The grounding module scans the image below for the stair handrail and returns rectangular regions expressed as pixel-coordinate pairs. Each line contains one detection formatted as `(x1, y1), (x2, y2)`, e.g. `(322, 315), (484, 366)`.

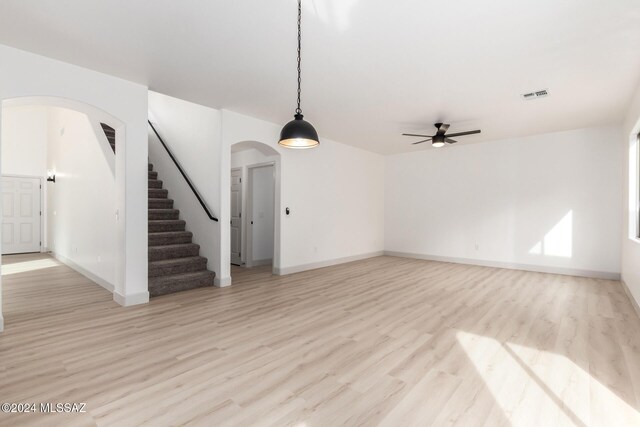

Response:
(148, 120), (219, 222)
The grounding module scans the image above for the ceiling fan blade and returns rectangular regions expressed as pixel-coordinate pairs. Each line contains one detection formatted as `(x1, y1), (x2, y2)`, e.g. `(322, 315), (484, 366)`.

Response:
(411, 138), (432, 145)
(445, 138), (457, 144)
(435, 123), (450, 135)
(402, 133), (431, 138)
(445, 130), (481, 138)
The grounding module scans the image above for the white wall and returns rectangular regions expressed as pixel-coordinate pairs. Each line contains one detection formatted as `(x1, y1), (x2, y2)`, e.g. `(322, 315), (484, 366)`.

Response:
(1, 106), (48, 177)
(621, 80), (640, 310)
(385, 126), (623, 278)
(220, 110), (386, 279)
(148, 91), (221, 274)
(0, 44), (149, 331)
(47, 107), (117, 290)
(148, 96), (385, 285)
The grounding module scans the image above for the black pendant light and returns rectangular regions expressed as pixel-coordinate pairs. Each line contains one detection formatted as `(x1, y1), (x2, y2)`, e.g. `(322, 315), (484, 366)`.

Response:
(279, 0), (319, 149)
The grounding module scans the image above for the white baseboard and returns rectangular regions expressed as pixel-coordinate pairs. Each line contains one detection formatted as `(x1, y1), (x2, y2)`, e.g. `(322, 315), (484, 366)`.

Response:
(52, 252), (115, 292)
(621, 280), (640, 320)
(384, 251), (621, 281)
(113, 291), (149, 306)
(215, 276), (232, 288)
(274, 251), (384, 276)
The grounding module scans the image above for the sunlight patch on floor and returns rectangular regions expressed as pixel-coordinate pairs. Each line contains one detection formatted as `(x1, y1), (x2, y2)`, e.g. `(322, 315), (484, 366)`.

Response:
(456, 330), (640, 427)
(1, 258), (60, 276)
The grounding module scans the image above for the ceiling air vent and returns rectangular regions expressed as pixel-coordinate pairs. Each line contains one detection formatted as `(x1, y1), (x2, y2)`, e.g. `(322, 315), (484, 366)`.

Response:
(522, 89), (549, 100)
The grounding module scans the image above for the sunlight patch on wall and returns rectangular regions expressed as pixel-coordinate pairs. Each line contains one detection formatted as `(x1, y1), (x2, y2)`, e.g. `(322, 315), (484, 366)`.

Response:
(528, 210), (573, 258)
(456, 331), (640, 426)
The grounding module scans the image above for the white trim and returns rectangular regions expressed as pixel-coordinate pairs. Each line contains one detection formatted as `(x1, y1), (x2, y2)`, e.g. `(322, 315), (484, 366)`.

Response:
(384, 251), (621, 280)
(0, 315), (4, 332)
(621, 280), (640, 320)
(113, 290), (149, 306)
(52, 252), (115, 292)
(215, 275), (232, 288)
(274, 251), (384, 275)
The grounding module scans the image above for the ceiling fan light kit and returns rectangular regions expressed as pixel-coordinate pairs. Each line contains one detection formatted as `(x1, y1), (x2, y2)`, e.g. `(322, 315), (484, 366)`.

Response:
(279, 0), (319, 149)
(402, 123), (481, 148)
(431, 135), (445, 148)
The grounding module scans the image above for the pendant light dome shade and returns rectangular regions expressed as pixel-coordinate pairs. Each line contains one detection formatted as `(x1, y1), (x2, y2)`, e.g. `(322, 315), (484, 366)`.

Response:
(279, 113), (319, 149)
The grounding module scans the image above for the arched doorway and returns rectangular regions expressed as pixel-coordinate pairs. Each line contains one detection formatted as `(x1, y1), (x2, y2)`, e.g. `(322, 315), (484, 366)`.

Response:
(229, 141), (281, 277)
(1, 96), (125, 324)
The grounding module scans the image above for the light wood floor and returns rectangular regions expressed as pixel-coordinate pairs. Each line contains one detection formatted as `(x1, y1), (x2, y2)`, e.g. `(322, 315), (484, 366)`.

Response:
(1, 253), (640, 426)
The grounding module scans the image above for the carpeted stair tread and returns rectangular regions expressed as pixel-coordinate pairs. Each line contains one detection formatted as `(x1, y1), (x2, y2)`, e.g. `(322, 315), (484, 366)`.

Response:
(149, 270), (216, 297)
(148, 243), (200, 261)
(149, 198), (174, 209)
(148, 179), (163, 189)
(149, 188), (168, 198)
(147, 162), (216, 297)
(101, 123), (116, 153)
(149, 256), (208, 277)
(149, 209), (180, 220)
(149, 219), (186, 232)
(148, 231), (193, 246)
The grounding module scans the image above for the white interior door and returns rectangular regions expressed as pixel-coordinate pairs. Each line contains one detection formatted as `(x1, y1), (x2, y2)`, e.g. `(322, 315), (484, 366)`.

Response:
(230, 168), (242, 265)
(249, 165), (274, 266)
(1, 176), (42, 255)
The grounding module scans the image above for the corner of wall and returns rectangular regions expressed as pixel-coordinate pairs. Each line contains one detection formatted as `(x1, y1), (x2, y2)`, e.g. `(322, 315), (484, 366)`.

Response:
(113, 290), (149, 307)
(214, 276), (232, 288)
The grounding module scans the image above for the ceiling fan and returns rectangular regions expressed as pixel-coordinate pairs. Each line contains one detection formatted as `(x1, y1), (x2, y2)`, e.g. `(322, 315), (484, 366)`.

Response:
(403, 123), (481, 148)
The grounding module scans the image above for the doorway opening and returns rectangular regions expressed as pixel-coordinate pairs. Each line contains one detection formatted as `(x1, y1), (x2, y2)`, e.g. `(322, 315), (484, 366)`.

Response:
(229, 141), (280, 276)
(1, 97), (122, 327)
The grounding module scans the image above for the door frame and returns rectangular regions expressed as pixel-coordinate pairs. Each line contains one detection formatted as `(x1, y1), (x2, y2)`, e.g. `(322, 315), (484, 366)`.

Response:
(230, 167), (243, 266)
(1, 174), (44, 255)
(245, 161), (276, 268)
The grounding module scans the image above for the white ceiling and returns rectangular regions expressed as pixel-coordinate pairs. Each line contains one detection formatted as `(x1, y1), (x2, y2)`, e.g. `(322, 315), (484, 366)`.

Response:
(1, 0), (639, 154)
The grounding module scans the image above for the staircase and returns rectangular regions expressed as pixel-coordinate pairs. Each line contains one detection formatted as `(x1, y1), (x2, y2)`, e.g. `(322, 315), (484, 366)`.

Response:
(101, 123), (116, 153)
(148, 163), (216, 297)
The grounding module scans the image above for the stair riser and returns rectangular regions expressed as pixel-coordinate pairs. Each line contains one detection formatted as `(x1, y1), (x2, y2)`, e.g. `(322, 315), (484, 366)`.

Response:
(148, 233), (192, 246)
(149, 189), (168, 199)
(149, 259), (207, 277)
(149, 221), (186, 232)
(149, 210), (179, 220)
(148, 164), (153, 171)
(149, 272), (215, 297)
(149, 199), (174, 209)
(148, 180), (163, 189)
(149, 245), (200, 261)
(148, 171), (158, 179)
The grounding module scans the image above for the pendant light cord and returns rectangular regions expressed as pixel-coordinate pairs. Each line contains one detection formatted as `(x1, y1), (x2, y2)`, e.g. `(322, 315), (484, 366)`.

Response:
(296, 0), (302, 115)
